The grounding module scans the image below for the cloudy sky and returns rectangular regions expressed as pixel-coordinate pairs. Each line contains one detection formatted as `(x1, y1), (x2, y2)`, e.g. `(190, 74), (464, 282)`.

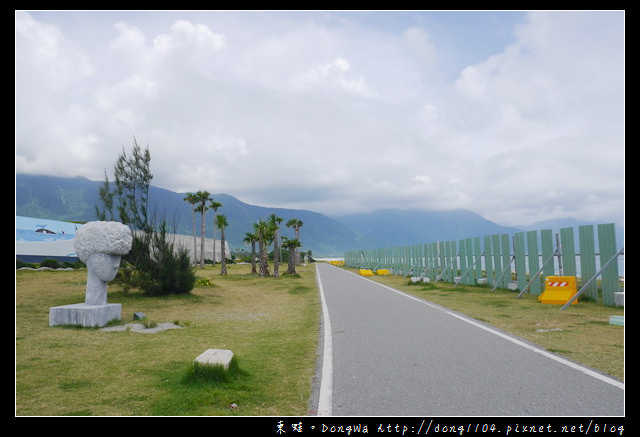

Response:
(15, 10), (624, 227)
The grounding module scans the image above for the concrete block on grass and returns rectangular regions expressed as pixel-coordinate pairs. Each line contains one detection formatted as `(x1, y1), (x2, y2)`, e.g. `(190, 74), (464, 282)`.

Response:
(49, 303), (121, 328)
(614, 292), (624, 307)
(194, 349), (234, 370)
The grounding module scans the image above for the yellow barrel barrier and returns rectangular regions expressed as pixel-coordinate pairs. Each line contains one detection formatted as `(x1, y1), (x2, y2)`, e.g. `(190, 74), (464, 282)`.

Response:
(538, 276), (578, 305)
(359, 269), (374, 276)
(376, 269), (390, 276)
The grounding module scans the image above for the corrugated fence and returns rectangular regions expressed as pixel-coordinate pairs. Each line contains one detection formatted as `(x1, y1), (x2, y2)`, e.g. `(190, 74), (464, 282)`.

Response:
(344, 223), (623, 306)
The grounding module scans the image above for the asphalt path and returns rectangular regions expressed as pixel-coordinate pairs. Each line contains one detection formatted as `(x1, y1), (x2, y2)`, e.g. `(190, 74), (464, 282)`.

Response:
(312, 263), (624, 416)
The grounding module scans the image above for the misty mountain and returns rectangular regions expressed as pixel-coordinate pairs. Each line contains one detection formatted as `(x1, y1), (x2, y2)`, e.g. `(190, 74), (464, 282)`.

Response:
(335, 209), (523, 248)
(16, 174), (621, 256)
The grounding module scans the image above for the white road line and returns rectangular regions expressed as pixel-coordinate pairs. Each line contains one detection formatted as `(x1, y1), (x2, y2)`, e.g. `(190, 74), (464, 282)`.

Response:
(315, 266), (333, 416)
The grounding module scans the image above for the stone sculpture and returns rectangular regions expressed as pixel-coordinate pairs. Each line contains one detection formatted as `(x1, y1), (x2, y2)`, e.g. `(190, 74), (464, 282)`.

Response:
(49, 221), (132, 327)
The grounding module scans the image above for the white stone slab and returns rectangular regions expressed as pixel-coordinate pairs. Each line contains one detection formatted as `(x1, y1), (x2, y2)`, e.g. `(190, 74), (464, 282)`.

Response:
(194, 349), (234, 370)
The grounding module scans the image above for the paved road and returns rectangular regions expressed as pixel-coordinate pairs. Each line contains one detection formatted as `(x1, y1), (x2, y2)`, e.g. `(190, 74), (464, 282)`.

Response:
(312, 263), (624, 416)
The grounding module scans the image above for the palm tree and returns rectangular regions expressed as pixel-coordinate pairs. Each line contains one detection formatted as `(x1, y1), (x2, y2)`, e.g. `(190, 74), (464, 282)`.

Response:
(255, 220), (271, 277)
(194, 190), (211, 268)
(286, 218), (304, 265)
(209, 199), (222, 264)
(282, 237), (302, 275)
(268, 213), (283, 278)
(243, 231), (258, 274)
(183, 192), (198, 266)
(215, 214), (229, 275)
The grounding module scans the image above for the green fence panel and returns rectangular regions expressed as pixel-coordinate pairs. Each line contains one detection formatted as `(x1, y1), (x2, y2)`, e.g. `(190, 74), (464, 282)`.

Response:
(491, 234), (501, 288)
(449, 240), (457, 282)
(410, 245), (415, 274)
(423, 244), (430, 279)
(598, 223), (620, 306)
(465, 238), (475, 284)
(343, 222), (622, 309)
(500, 233), (511, 288)
(437, 242), (444, 279)
(578, 225), (598, 301)
(540, 229), (555, 278)
(484, 236), (493, 286)
(416, 244), (424, 277)
(514, 232), (527, 291)
(474, 237), (482, 283)
(458, 240), (467, 284)
(527, 230), (541, 295)
(560, 227), (577, 277)
(429, 242), (438, 280)
(410, 244), (417, 275)
(445, 241), (452, 280)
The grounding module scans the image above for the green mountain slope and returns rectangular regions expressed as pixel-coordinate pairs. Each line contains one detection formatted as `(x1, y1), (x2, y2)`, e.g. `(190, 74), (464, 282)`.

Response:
(15, 174), (372, 257)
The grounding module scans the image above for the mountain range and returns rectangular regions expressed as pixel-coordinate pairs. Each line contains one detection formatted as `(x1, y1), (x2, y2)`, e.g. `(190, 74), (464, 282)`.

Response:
(15, 174), (622, 257)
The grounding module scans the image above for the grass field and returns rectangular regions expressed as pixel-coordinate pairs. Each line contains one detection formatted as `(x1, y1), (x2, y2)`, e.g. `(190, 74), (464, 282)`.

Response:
(15, 262), (623, 416)
(15, 263), (320, 416)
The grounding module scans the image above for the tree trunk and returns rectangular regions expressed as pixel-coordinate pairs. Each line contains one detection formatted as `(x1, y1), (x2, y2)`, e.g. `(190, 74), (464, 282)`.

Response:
(200, 211), (205, 268)
(212, 213), (217, 265)
(250, 241), (257, 274)
(220, 228), (227, 275)
(273, 230), (280, 278)
(288, 247), (296, 274)
(191, 207), (197, 266)
(259, 234), (268, 277)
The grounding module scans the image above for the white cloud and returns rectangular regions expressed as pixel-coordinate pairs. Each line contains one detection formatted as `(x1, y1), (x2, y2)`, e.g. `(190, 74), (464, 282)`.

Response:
(15, 11), (624, 228)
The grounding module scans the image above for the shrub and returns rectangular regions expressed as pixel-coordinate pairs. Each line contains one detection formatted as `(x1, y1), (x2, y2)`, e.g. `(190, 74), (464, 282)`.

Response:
(132, 223), (196, 296)
(195, 277), (215, 287)
(40, 259), (61, 269)
(16, 260), (38, 269)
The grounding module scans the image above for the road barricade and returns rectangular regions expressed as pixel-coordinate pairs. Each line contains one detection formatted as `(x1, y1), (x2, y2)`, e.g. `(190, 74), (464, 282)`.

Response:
(538, 276), (578, 305)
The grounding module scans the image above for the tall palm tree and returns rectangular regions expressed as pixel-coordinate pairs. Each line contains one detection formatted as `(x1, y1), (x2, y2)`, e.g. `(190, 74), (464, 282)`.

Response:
(215, 214), (229, 275)
(243, 231), (258, 274)
(286, 218), (304, 265)
(282, 237), (302, 275)
(183, 192), (198, 266)
(255, 220), (271, 277)
(194, 190), (211, 268)
(268, 213), (283, 278)
(209, 199), (222, 264)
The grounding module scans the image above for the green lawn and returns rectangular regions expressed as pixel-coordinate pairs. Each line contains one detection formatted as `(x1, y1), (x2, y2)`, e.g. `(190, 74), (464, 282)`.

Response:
(15, 263), (320, 416)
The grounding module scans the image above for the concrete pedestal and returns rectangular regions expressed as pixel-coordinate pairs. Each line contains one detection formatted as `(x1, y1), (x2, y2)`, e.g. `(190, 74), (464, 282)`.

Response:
(49, 303), (121, 327)
(614, 292), (624, 307)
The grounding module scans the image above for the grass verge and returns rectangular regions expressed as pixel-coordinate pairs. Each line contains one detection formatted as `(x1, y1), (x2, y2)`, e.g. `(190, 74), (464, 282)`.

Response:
(15, 263), (320, 416)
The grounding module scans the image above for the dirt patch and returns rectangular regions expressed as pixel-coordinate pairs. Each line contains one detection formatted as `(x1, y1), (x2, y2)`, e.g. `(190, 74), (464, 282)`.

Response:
(100, 322), (183, 334)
